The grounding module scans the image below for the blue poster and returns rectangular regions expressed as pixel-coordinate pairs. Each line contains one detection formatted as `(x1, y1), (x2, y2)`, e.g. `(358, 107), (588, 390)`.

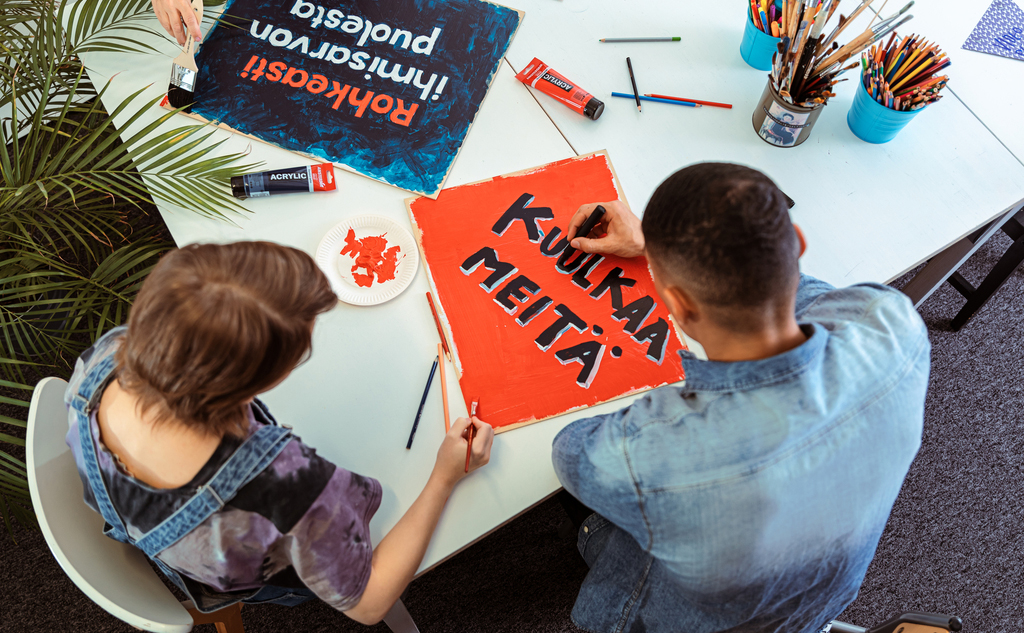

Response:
(190, 0), (523, 196)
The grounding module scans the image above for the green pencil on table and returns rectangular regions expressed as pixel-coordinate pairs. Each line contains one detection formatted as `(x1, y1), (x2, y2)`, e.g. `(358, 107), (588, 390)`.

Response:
(600, 36), (681, 42)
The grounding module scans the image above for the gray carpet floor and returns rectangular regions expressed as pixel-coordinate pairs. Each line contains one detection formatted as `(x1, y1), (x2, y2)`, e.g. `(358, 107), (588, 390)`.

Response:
(2, 231), (1021, 633)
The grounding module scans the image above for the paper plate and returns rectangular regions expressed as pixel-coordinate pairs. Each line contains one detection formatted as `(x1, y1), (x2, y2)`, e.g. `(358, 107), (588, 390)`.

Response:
(316, 215), (419, 306)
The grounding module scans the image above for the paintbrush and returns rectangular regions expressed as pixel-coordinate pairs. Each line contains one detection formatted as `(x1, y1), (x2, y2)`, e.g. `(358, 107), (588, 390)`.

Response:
(465, 400), (478, 473)
(167, 0), (205, 111)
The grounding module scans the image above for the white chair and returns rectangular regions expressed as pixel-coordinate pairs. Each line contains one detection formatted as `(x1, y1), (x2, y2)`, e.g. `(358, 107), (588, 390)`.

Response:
(27, 376), (419, 633)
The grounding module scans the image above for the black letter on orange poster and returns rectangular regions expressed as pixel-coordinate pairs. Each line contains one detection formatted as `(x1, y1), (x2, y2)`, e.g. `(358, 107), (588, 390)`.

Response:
(492, 193), (554, 243)
(571, 254), (605, 289)
(494, 275), (541, 315)
(460, 247), (517, 292)
(516, 296), (553, 326)
(555, 341), (606, 388)
(631, 317), (669, 364)
(611, 296), (655, 334)
(535, 304), (586, 351)
(539, 226), (568, 257)
(589, 267), (636, 309)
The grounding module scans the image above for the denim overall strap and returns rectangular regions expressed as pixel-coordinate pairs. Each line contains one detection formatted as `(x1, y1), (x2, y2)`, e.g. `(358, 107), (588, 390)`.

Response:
(134, 424), (292, 558)
(70, 353), (131, 544)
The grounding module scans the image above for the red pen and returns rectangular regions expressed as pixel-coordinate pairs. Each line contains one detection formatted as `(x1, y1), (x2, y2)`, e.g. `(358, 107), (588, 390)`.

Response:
(465, 400), (478, 473)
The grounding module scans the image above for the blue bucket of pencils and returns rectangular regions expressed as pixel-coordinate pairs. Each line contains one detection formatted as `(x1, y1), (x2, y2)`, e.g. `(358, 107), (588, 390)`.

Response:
(740, 6), (781, 71)
(847, 76), (924, 144)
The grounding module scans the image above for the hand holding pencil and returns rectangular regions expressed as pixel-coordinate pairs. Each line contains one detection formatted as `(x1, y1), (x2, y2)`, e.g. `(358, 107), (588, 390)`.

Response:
(434, 416), (493, 486)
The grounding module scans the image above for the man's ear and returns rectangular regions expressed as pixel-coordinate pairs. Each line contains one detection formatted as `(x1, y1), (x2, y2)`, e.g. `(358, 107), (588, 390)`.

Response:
(662, 284), (700, 328)
(793, 223), (807, 258)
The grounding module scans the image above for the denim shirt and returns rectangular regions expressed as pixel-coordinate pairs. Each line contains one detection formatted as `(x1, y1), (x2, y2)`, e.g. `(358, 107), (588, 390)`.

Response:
(552, 275), (929, 633)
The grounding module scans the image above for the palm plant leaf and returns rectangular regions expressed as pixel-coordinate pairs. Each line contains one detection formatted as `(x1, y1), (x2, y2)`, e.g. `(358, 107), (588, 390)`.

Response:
(1, 0), (260, 538)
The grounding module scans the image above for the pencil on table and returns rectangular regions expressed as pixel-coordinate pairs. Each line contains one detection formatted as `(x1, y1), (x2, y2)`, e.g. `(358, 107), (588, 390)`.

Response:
(612, 92), (701, 107)
(406, 355), (438, 449)
(600, 36), (681, 42)
(646, 94), (733, 109)
(426, 292), (451, 362)
(626, 57), (641, 112)
(438, 342), (450, 433)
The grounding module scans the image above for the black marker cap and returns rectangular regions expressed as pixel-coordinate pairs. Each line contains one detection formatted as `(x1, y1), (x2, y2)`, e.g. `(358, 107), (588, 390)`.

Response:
(230, 176), (247, 199)
(585, 97), (605, 120)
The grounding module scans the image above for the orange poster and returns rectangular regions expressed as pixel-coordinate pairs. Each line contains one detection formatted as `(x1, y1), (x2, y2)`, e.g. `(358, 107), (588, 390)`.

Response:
(407, 152), (686, 432)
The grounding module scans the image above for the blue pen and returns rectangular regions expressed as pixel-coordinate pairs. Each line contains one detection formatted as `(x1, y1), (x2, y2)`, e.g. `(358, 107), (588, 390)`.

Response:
(406, 355), (439, 449)
(611, 92), (700, 107)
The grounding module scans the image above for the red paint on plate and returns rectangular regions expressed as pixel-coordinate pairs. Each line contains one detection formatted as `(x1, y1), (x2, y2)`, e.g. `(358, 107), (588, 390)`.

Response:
(341, 228), (402, 287)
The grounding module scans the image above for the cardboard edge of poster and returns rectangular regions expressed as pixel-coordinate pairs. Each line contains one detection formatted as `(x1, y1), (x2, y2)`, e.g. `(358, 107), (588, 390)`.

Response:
(491, 378), (684, 435)
(158, 101), (444, 199)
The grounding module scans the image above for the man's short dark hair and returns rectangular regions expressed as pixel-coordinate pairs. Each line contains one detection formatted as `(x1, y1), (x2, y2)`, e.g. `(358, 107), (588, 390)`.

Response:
(642, 163), (799, 318)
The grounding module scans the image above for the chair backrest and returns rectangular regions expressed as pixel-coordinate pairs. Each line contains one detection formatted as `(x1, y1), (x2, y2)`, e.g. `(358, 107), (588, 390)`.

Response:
(26, 377), (194, 633)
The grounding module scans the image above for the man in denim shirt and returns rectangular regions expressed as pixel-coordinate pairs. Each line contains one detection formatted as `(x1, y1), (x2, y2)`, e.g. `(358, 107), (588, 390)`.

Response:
(553, 164), (928, 633)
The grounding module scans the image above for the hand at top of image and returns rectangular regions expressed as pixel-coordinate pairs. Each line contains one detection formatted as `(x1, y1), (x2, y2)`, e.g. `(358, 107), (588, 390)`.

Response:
(153, 0), (202, 46)
(566, 200), (645, 259)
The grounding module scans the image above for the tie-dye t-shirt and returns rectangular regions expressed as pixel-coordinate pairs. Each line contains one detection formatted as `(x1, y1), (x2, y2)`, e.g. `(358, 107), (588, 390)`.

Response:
(65, 328), (381, 612)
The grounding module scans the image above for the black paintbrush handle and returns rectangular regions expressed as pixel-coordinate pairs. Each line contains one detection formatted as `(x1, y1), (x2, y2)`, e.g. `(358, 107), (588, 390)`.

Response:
(558, 205), (606, 267)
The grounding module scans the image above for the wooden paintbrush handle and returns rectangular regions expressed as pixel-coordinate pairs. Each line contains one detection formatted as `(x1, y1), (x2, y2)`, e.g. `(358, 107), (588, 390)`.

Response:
(181, 0), (204, 52)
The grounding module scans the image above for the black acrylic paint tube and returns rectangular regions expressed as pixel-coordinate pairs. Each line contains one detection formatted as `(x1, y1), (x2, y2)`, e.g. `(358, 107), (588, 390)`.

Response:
(230, 164), (337, 199)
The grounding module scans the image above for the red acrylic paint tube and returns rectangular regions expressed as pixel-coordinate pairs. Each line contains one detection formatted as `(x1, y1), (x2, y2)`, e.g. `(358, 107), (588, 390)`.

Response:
(515, 58), (604, 120)
(230, 164), (337, 199)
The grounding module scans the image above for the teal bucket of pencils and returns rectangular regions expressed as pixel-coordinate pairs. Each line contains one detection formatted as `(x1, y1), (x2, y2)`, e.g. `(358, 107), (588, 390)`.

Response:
(740, 4), (781, 71)
(847, 34), (949, 144)
(847, 79), (922, 143)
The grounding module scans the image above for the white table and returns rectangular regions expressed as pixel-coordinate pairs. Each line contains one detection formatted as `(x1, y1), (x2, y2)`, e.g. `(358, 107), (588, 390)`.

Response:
(504, 0), (1024, 292)
(81, 1), (1024, 629)
(881, 0), (1024, 305)
(81, 17), (634, 581)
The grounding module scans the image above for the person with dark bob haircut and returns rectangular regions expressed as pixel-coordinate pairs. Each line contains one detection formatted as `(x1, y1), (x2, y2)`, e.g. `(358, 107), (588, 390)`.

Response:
(64, 241), (493, 625)
(552, 163), (929, 633)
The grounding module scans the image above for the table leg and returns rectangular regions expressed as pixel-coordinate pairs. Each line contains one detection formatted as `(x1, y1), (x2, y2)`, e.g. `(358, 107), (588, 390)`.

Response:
(901, 201), (1024, 307)
(949, 228), (1024, 330)
(383, 598), (421, 633)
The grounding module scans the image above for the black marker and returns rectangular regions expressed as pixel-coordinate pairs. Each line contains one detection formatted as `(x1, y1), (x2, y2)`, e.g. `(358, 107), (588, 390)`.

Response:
(558, 205), (606, 267)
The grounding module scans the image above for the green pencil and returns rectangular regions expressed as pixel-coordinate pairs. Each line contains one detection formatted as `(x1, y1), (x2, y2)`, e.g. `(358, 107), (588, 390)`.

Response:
(600, 37), (682, 42)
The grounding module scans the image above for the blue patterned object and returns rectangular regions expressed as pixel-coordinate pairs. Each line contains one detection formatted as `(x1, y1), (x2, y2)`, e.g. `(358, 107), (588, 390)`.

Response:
(190, 0), (522, 197)
(963, 0), (1024, 61)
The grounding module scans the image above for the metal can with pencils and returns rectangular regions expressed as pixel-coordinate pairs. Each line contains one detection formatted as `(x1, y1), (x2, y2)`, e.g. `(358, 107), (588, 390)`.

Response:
(752, 79), (824, 148)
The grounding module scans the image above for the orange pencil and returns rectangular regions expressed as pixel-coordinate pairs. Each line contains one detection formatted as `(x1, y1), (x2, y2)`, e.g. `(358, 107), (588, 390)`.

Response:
(426, 292), (451, 361)
(438, 342), (450, 433)
(646, 93), (733, 109)
(465, 400), (478, 473)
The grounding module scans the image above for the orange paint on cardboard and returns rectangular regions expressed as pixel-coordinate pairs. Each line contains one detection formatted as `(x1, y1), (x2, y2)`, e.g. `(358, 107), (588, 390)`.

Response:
(407, 152), (687, 432)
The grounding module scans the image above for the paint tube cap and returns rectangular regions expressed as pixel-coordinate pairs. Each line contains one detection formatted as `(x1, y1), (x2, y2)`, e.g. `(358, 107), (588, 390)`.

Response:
(230, 176), (247, 199)
(585, 97), (605, 120)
